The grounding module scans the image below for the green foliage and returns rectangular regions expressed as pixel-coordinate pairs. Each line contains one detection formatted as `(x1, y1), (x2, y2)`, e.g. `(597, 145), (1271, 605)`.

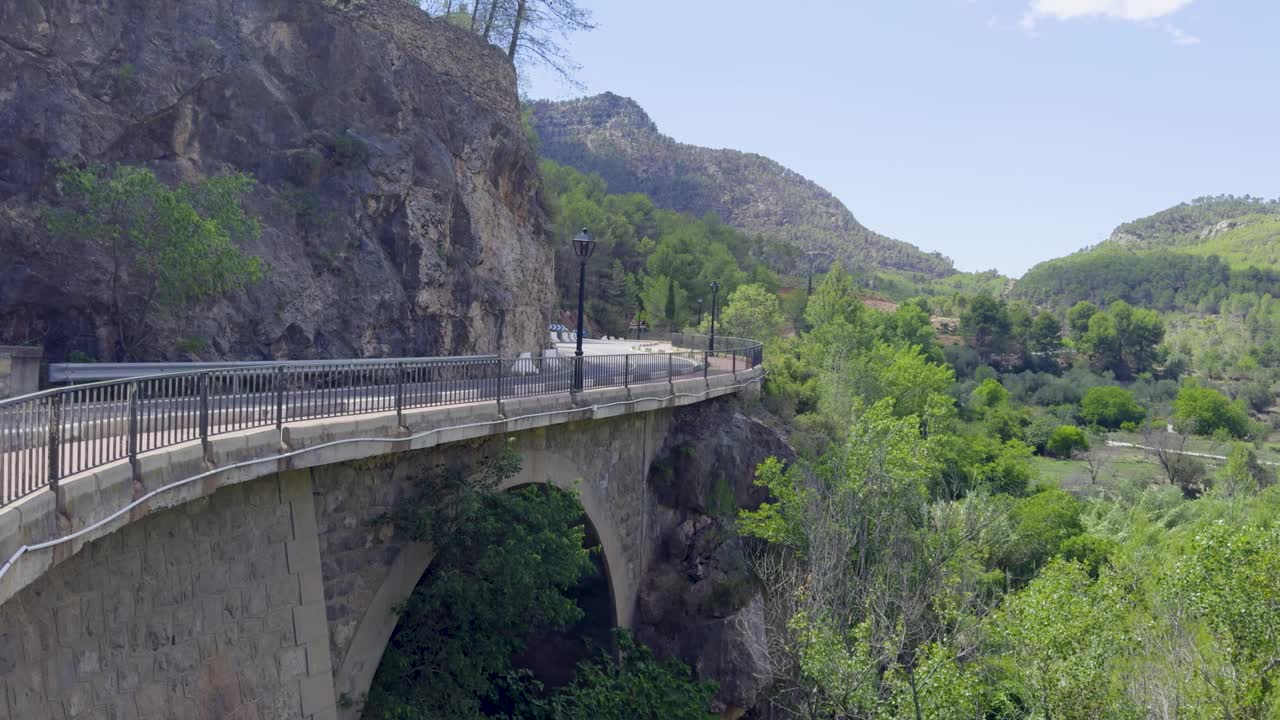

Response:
(970, 378), (1009, 411)
(1080, 386), (1147, 429)
(996, 488), (1084, 584)
(989, 560), (1132, 719)
(1078, 301), (1165, 378)
(520, 631), (717, 720)
(1174, 380), (1251, 438)
(1046, 425), (1089, 459)
(718, 283), (784, 341)
(364, 444), (595, 719)
(45, 163), (263, 359)
(960, 294), (1011, 360)
(540, 159), (786, 335)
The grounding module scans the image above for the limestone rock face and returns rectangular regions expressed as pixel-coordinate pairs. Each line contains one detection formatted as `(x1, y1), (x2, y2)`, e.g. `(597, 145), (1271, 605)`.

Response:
(637, 397), (795, 717)
(0, 0), (553, 361)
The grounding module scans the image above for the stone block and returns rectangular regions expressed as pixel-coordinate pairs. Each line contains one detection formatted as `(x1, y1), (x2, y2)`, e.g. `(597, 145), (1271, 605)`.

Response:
(286, 539), (320, 575)
(298, 569), (324, 606)
(292, 604), (328, 646)
(305, 643), (331, 677)
(276, 645), (307, 680)
(298, 672), (336, 718)
(267, 575), (299, 610)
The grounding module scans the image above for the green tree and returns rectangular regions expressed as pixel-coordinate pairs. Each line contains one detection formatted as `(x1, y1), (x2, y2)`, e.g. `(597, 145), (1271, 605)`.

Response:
(664, 275), (678, 331)
(989, 560), (1132, 719)
(1080, 386), (1147, 429)
(1066, 300), (1099, 342)
(717, 283), (784, 341)
(1173, 380), (1251, 438)
(1028, 311), (1063, 354)
(45, 163), (263, 359)
(1046, 425), (1089, 459)
(970, 378), (1010, 411)
(534, 631), (718, 720)
(364, 445), (596, 719)
(960, 294), (1012, 361)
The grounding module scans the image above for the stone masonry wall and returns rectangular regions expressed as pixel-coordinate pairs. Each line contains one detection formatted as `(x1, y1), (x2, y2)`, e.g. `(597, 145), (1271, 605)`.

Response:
(0, 471), (337, 720)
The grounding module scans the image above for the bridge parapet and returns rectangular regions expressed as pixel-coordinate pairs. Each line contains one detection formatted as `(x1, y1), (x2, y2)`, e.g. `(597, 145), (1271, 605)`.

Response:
(0, 338), (763, 608)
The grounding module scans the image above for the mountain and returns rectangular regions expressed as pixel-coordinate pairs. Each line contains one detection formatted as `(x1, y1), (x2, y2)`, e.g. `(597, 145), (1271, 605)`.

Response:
(528, 93), (955, 279)
(1011, 196), (1280, 311)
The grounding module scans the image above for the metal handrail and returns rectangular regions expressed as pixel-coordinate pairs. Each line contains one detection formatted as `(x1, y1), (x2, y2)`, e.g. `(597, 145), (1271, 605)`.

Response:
(0, 335), (762, 509)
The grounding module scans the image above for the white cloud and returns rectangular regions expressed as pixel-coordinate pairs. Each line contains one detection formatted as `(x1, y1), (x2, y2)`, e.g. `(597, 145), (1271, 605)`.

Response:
(1163, 23), (1201, 45)
(1023, 0), (1195, 24)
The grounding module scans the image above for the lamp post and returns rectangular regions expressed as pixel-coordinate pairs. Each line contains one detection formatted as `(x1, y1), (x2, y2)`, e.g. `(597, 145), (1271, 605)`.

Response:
(696, 298), (704, 327)
(709, 281), (720, 353)
(572, 228), (596, 391)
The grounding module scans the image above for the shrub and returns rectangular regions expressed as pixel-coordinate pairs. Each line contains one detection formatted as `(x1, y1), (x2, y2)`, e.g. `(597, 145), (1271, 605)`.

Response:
(1046, 425), (1089, 459)
(1174, 380), (1250, 438)
(1080, 386), (1147, 429)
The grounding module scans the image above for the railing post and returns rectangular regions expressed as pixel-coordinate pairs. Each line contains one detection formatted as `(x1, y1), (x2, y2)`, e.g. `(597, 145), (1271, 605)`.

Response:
(46, 393), (62, 491)
(199, 373), (211, 462)
(395, 362), (405, 427)
(274, 367), (285, 430)
(624, 355), (630, 388)
(732, 350), (737, 378)
(703, 351), (709, 383)
(127, 382), (138, 464)
(668, 352), (673, 382)
(494, 358), (504, 416)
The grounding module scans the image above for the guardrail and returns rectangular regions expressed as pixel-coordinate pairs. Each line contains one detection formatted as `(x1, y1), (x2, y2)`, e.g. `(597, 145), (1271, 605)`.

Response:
(1, 336), (762, 509)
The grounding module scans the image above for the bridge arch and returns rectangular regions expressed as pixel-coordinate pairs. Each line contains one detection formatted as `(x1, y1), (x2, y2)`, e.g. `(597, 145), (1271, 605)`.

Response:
(332, 446), (632, 717)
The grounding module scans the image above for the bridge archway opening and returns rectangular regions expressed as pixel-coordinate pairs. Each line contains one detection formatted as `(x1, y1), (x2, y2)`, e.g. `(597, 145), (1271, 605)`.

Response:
(361, 482), (619, 716)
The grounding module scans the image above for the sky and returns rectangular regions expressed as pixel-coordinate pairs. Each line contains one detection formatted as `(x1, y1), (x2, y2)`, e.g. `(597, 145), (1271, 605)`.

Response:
(522, 0), (1280, 277)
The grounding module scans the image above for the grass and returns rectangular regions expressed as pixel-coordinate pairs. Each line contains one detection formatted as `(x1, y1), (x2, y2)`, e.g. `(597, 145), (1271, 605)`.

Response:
(1032, 447), (1169, 498)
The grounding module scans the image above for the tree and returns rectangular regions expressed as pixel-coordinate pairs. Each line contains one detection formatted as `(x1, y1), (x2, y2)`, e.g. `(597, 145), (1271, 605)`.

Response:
(970, 378), (1009, 411)
(1028, 311), (1063, 354)
(990, 560), (1132, 720)
(1046, 425), (1089, 459)
(1080, 386), (1146, 429)
(960, 294), (1011, 362)
(1067, 300), (1099, 342)
(1108, 300), (1165, 375)
(532, 631), (718, 720)
(663, 275), (677, 331)
(717, 283), (784, 341)
(365, 445), (596, 719)
(1173, 380), (1250, 438)
(45, 163), (263, 360)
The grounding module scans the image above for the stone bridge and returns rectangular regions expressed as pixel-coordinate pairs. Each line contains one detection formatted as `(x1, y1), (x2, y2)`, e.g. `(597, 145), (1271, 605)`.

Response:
(0, 345), (764, 720)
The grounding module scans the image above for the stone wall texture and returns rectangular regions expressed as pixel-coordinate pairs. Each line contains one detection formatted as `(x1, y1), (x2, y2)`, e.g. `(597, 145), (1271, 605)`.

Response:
(0, 471), (337, 720)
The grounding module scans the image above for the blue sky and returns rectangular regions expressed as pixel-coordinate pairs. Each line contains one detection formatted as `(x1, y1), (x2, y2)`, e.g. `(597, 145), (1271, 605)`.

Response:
(523, 0), (1279, 277)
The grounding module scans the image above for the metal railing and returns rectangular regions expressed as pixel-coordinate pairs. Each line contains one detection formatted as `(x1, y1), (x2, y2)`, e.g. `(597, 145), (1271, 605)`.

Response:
(0, 336), (762, 509)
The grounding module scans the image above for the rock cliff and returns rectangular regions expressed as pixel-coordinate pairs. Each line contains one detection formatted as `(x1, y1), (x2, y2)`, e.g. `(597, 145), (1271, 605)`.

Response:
(0, 0), (554, 361)
(638, 397), (796, 718)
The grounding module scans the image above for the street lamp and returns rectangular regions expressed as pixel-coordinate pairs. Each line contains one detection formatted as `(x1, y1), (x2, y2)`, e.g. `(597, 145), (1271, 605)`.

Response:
(696, 298), (704, 327)
(572, 228), (596, 391)
(709, 281), (720, 353)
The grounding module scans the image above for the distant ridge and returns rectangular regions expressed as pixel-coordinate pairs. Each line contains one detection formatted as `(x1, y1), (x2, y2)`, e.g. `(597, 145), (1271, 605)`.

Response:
(529, 92), (955, 278)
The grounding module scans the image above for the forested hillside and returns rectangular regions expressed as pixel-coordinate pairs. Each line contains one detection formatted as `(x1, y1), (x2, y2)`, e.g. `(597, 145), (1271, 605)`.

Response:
(1013, 195), (1280, 311)
(529, 93), (956, 279)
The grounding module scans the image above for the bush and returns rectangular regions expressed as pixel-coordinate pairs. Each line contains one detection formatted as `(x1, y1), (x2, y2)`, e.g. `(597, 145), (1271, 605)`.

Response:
(1174, 380), (1251, 438)
(1046, 425), (1089, 459)
(971, 378), (1010, 411)
(1080, 386), (1146, 429)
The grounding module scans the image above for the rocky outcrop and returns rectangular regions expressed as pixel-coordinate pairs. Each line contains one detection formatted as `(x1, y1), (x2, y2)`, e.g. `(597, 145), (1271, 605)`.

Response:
(637, 397), (794, 718)
(0, 0), (554, 361)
